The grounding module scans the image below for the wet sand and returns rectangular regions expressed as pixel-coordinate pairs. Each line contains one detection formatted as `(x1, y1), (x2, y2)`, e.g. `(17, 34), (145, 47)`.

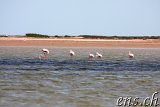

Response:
(0, 37), (160, 48)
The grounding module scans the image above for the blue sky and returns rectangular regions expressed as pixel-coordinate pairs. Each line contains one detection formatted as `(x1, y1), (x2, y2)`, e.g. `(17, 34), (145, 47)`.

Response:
(0, 0), (160, 36)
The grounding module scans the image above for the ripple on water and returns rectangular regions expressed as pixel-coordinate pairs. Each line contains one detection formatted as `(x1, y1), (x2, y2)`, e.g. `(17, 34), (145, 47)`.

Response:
(0, 47), (160, 107)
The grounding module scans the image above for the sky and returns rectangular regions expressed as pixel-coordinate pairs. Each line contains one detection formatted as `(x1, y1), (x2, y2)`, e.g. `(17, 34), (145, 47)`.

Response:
(0, 0), (160, 36)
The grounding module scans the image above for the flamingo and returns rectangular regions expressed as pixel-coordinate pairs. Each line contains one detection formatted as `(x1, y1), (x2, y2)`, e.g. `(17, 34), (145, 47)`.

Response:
(69, 50), (75, 58)
(128, 51), (134, 58)
(89, 53), (94, 59)
(39, 48), (49, 60)
(96, 52), (102, 59)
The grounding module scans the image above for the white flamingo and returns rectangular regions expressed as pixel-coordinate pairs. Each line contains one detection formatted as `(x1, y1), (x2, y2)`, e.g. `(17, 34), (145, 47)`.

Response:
(39, 48), (49, 60)
(128, 51), (134, 58)
(69, 50), (75, 58)
(96, 52), (102, 59)
(89, 53), (94, 59)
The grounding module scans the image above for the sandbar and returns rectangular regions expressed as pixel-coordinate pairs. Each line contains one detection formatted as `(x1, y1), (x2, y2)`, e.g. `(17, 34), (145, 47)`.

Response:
(0, 37), (160, 48)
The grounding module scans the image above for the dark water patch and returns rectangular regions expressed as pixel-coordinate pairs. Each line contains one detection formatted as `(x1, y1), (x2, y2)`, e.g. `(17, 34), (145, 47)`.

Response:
(0, 58), (160, 72)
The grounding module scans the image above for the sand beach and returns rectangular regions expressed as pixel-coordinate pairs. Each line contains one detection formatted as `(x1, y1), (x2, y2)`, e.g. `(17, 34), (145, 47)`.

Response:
(0, 37), (160, 48)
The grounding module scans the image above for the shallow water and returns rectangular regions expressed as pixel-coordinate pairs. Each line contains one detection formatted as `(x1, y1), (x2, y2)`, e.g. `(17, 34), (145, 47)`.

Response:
(0, 47), (160, 107)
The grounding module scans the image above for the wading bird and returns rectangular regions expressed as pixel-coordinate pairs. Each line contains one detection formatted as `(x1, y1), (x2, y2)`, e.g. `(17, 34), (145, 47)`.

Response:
(89, 53), (95, 59)
(39, 48), (49, 60)
(128, 51), (134, 58)
(96, 52), (102, 59)
(69, 50), (75, 58)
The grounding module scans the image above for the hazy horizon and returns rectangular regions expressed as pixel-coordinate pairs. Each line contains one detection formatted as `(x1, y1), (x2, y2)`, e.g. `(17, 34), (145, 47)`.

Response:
(1, 34), (160, 37)
(0, 0), (160, 36)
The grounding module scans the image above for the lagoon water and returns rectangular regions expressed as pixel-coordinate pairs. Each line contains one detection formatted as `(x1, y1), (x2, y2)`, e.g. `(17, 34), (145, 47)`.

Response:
(0, 47), (160, 107)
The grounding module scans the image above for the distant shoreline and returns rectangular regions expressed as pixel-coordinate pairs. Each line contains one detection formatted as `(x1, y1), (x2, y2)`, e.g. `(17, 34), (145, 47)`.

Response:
(0, 37), (160, 48)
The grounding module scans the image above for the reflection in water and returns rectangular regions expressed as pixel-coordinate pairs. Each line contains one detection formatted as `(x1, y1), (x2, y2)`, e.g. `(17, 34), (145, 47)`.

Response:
(0, 47), (160, 107)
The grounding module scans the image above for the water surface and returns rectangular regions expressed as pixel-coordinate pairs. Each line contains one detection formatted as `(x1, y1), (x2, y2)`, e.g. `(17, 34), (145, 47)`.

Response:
(0, 47), (160, 107)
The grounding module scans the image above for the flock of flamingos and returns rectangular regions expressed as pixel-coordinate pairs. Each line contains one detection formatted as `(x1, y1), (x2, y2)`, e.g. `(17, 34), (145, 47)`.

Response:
(39, 48), (135, 60)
